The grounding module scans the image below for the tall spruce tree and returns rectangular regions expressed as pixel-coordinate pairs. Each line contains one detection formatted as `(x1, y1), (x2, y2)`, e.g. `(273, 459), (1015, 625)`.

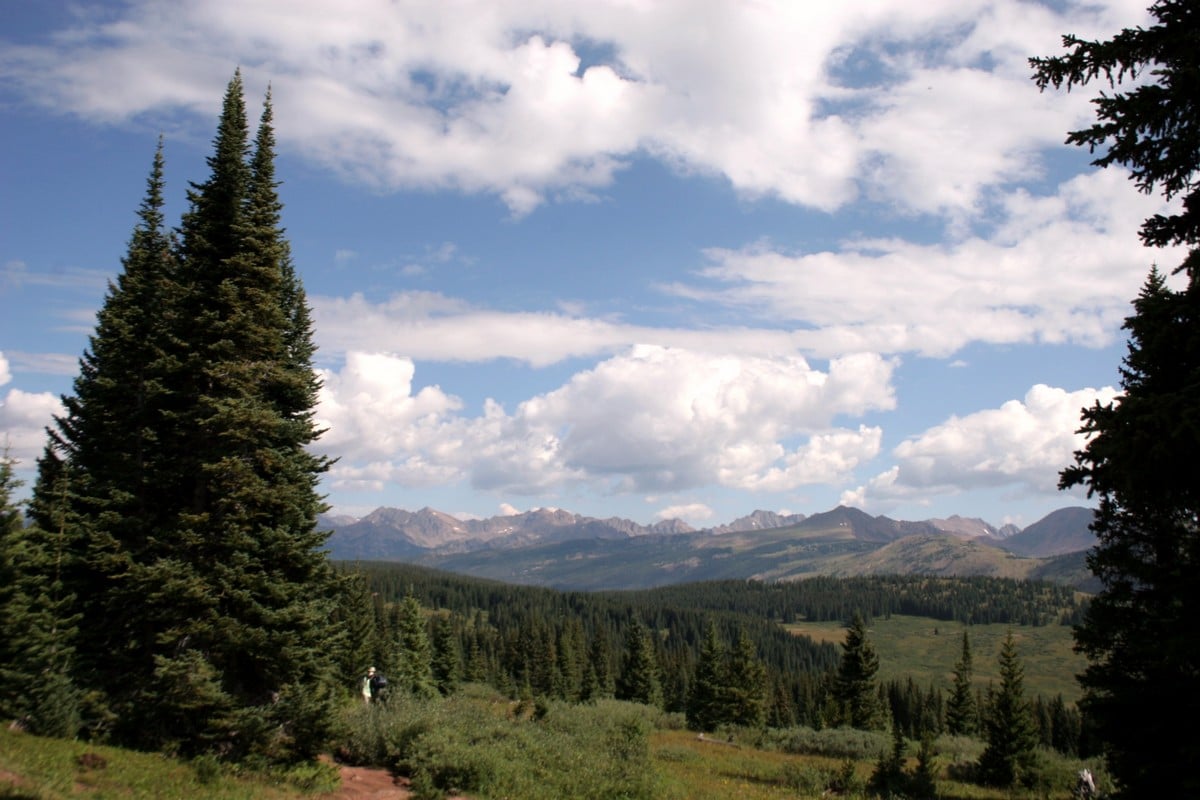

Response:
(29, 73), (338, 761)
(616, 618), (662, 708)
(832, 612), (883, 729)
(586, 626), (615, 700)
(1032, 4), (1200, 795)
(431, 614), (462, 696)
(977, 632), (1038, 788)
(393, 593), (436, 698)
(686, 621), (725, 731)
(945, 631), (977, 735)
(724, 628), (768, 728)
(331, 571), (382, 691)
(0, 447), (25, 716)
(24, 140), (178, 740)
(1, 450), (84, 737)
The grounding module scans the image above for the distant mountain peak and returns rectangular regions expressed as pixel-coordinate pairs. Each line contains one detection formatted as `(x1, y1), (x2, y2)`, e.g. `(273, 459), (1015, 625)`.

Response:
(320, 503), (1097, 591)
(928, 515), (1000, 540)
(708, 509), (806, 534)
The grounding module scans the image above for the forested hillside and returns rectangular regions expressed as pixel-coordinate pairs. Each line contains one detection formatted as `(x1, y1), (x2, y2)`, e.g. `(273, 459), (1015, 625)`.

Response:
(334, 561), (1088, 749)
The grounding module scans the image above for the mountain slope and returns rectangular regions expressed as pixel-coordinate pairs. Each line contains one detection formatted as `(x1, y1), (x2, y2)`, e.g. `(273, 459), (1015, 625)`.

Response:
(323, 504), (1098, 591)
(998, 506), (1095, 557)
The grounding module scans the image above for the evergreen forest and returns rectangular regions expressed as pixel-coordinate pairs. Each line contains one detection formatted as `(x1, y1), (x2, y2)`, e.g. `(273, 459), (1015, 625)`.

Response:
(330, 562), (1090, 752)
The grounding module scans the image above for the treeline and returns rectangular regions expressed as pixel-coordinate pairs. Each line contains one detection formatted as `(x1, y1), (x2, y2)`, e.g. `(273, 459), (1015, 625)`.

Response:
(600, 574), (1085, 626)
(352, 563), (1084, 629)
(331, 562), (1090, 754)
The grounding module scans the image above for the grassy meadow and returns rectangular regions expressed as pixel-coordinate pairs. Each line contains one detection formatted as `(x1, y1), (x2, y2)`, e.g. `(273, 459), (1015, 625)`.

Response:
(784, 614), (1086, 702)
(0, 723), (338, 799)
(1, 614), (1095, 799)
(2, 680), (1107, 800)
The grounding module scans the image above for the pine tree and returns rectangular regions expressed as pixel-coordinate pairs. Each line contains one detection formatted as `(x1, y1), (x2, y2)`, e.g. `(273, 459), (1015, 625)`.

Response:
(832, 612), (883, 729)
(26, 141), (179, 734)
(394, 593), (436, 698)
(0, 451), (83, 737)
(588, 626), (615, 699)
(331, 571), (382, 689)
(977, 633), (1038, 787)
(1033, 6), (1200, 795)
(1048, 694), (1081, 756)
(555, 618), (585, 701)
(0, 448), (24, 679)
(909, 732), (939, 799)
(464, 631), (488, 684)
(724, 628), (768, 728)
(28, 73), (339, 761)
(616, 618), (662, 708)
(431, 614), (461, 696)
(945, 631), (977, 735)
(1030, 0), (1200, 251)
(869, 718), (908, 799)
(686, 621), (725, 731)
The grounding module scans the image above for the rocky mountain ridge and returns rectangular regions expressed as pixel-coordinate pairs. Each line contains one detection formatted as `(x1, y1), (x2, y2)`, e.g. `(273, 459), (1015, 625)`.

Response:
(323, 503), (1096, 587)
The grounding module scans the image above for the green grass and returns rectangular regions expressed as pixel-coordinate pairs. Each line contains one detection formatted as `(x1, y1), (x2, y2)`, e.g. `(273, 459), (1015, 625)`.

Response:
(650, 727), (1104, 799)
(1, 692), (1109, 800)
(785, 614), (1086, 702)
(0, 725), (337, 800)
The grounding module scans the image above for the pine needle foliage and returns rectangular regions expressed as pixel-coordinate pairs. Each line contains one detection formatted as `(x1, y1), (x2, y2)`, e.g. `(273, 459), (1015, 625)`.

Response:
(945, 630), (977, 736)
(1033, 3), (1200, 795)
(977, 632), (1038, 787)
(22, 72), (338, 762)
(831, 612), (883, 730)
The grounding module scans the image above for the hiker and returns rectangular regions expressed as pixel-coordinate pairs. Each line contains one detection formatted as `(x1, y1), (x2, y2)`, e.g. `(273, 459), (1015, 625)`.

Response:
(362, 666), (388, 704)
(370, 667), (389, 703)
(1076, 768), (1096, 799)
(361, 666), (376, 704)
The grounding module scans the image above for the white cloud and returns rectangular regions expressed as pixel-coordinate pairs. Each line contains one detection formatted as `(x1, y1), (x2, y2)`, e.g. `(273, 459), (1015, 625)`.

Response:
(655, 503), (713, 524)
(736, 425), (883, 492)
(314, 346), (896, 498)
(0, 0), (1152, 215)
(313, 172), (1179, 368)
(315, 350), (463, 465)
(0, 392), (61, 467)
(507, 346), (894, 493)
(667, 170), (1183, 358)
(0, 351), (63, 466)
(311, 291), (818, 366)
(849, 383), (1119, 508)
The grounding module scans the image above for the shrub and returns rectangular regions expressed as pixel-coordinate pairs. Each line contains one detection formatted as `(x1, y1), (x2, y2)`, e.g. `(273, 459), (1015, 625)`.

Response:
(779, 761), (840, 794)
(830, 757), (864, 795)
(332, 694), (659, 800)
(766, 724), (889, 760)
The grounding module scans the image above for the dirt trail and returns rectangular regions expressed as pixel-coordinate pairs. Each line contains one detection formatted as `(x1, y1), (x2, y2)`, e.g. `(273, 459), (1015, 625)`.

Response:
(326, 763), (468, 800)
(328, 764), (413, 799)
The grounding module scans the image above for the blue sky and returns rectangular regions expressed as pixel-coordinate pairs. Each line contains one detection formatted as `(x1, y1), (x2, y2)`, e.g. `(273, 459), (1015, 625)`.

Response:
(0, 0), (1183, 529)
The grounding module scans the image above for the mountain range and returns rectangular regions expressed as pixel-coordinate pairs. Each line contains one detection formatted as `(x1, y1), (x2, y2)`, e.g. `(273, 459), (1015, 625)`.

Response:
(322, 504), (1099, 592)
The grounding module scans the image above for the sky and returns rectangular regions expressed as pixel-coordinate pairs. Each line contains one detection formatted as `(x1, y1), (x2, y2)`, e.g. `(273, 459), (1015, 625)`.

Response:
(0, 0), (1185, 530)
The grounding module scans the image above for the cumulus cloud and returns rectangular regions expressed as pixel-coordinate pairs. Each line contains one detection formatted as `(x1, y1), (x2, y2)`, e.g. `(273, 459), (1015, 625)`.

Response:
(847, 383), (1119, 509)
(0, 352), (63, 466)
(315, 351), (464, 485)
(0, 0), (1149, 215)
(315, 346), (895, 498)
